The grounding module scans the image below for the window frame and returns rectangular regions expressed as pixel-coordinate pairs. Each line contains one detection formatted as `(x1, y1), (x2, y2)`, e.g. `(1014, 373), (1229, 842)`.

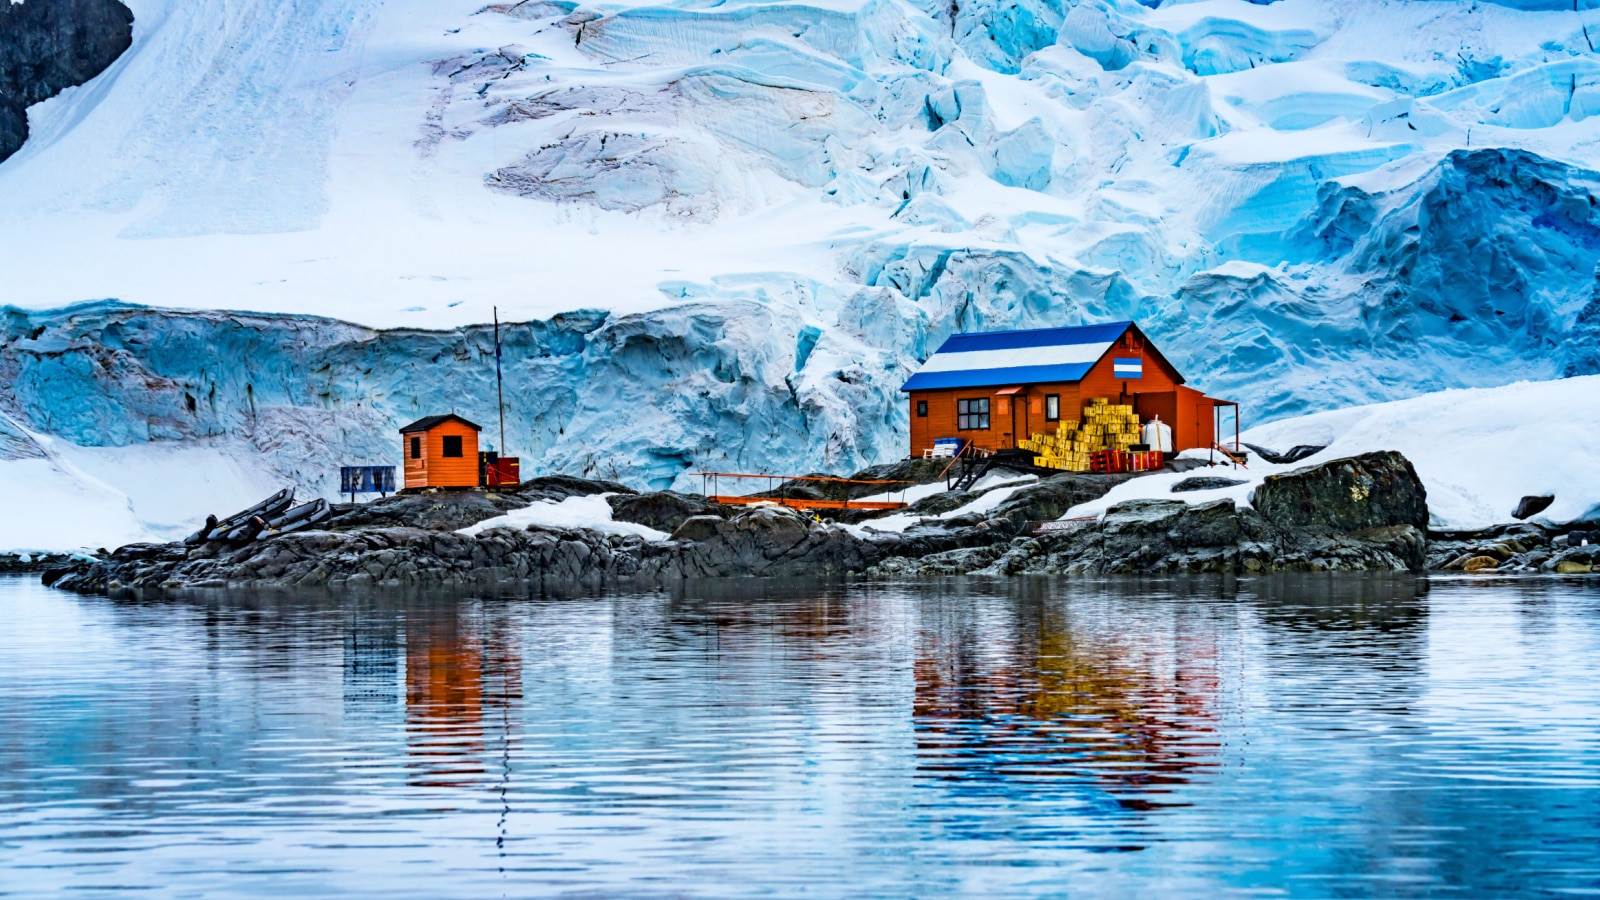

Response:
(410, 436), (421, 459)
(1045, 394), (1060, 422)
(956, 397), (990, 431)
(915, 400), (928, 418)
(442, 435), (464, 458)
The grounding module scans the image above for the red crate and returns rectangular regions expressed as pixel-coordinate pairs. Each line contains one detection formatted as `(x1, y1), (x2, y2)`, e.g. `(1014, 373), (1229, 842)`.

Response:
(1090, 450), (1123, 473)
(1090, 450), (1166, 474)
(1129, 450), (1165, 472)
(485, 457), (520, 487)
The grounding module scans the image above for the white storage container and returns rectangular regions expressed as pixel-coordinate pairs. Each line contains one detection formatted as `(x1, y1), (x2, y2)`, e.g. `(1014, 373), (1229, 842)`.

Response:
(1142, 418), (1173, 453)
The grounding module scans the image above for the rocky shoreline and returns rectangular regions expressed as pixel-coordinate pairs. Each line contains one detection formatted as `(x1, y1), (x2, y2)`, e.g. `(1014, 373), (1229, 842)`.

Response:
(38, 451), (1598, 595)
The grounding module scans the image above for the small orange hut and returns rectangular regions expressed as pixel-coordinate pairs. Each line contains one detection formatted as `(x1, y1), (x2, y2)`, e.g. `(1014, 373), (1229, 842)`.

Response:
(400, 414), (482, 489)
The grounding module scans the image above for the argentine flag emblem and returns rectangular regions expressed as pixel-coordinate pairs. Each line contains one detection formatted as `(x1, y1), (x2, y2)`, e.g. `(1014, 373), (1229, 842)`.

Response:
(1113, 357), (1143, 379)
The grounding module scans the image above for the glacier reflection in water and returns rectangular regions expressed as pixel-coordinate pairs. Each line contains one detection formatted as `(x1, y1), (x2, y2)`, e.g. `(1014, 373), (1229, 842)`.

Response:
(1, 574), (1597, 896)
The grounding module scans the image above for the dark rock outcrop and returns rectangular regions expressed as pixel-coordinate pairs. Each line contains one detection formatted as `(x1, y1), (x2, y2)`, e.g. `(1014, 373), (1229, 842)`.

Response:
(1253, 451), (1428, 534)
(608, 490), (726, 532)
(1172, 475), (1247, 492)
(1512, 494), (1555, 520)
(1428, 522), (1551, 571)
(328, 491), (528, 533)
(0, 551), (83, 574)
(890, 471), (1141, 522)
(516, 474), (635, 501)
(1, 0), (133, 163)
(870, 453), (1434, 577)
(1424, 522), (1600, 574)
(874, 495), (1427, 578)
(45, 453), (1448, 594)
(1243, 443), (1326, 464)
(326, 475), (632, 532)
(48, 504), (891, 594)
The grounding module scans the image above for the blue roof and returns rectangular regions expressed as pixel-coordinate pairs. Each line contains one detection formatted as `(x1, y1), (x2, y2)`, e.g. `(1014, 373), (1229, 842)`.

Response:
(900, 322), (1134, 392)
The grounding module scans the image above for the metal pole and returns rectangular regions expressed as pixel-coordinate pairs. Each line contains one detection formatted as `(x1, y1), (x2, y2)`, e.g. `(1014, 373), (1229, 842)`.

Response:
(493, 306), (506, 461)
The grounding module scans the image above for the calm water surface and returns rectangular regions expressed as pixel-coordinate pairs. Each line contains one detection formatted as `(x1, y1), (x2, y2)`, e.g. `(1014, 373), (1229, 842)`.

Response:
(1, 574), (1598, 897)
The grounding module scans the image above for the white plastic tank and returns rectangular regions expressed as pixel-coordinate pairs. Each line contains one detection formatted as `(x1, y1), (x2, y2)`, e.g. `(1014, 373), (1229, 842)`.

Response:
(1142, 417), (1173, 453)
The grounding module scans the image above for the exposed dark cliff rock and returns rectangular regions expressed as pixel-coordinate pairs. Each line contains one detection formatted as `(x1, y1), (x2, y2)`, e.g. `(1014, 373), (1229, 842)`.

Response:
(1252, 451), (1428, 534)
(324, 476), (635, 532)
(1172, 475), (1246, 492)
(1242, 443), (1325, 465)
(1426, 523), (1600, 574)
(607, 490), (725, 532)
(869, 453), (1434, 577)
(327, 492), (527, 533)
(48, 503), (886, 594)
(980, 501), (1424, 576)
(44, 453), (1456, 594)
(0, 0), (132, 163)
(1512, 494), (1555, 520)
(1, 550), (83, 573)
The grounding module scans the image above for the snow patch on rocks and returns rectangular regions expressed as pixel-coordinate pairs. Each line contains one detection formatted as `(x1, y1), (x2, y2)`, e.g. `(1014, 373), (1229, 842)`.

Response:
(458, 493), (670, 541)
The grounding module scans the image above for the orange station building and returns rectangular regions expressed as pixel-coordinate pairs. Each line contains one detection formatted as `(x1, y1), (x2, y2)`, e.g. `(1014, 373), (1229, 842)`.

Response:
(400, 414), (482, 489)
(901, 321), (1235, 456)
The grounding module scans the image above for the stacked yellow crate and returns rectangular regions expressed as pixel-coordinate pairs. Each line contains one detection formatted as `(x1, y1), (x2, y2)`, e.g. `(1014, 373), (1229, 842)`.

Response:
(1025, 417), (1092, 471)
(1026, 398), (1144, 472)
(1083, 399), (1142, 450)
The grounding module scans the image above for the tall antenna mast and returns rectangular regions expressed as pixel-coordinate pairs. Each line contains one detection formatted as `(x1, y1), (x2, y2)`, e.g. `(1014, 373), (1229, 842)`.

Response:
(494, 305), (505, 456)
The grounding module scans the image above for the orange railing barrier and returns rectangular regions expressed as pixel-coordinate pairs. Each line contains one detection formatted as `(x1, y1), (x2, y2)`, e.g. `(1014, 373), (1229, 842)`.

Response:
(690, 471), (914, 511)
(708, 496), (908, 511)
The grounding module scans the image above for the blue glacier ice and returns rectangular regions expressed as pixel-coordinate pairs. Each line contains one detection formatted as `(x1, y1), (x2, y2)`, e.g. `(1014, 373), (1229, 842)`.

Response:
(4, 0), (1600, 517)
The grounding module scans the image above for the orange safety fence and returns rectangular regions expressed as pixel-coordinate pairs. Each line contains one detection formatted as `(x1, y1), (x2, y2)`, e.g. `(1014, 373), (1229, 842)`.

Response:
(709, 496), (907, 511)
(690, 470), (915, 510)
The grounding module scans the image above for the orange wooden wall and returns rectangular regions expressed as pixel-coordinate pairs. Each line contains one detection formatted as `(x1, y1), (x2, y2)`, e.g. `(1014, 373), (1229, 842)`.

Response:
(1133, 386), (1217, 452)
(402, 421), (481, 488)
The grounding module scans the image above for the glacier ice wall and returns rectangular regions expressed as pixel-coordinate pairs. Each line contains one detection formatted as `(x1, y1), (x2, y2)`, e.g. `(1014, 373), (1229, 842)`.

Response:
(7, 0), (1600, 502)
(0, 299), (907, 493)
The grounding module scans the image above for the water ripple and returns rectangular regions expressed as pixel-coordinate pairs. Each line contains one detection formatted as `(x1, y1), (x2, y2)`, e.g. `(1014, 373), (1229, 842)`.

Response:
(1, 574), (1598, 896)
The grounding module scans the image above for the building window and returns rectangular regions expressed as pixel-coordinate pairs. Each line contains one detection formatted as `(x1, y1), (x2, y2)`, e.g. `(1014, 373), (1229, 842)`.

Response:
(916, 400), (928, 417)
(957, 398), (989, 430)
(442, 435), (463, 458)
(410, 437), (421, 459)
(1045, 394), (1060, 421)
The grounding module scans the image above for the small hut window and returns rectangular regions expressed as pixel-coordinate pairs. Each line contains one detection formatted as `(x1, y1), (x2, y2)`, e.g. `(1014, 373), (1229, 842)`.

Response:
(916, 400), (928, 417)
(410, 437), (421, 459)
(956, 398), (989, 430)
(1045, 394), (1060, 421)
(442, 435), (463, 457)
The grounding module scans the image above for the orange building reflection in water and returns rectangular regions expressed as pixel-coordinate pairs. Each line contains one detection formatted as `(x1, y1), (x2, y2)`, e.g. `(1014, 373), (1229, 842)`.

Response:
(914, 609), (1222, 810)
(405, 610), (522, 789)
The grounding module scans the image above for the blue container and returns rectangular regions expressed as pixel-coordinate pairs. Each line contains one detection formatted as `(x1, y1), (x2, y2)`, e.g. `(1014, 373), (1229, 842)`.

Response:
(340, 466), (396, 498)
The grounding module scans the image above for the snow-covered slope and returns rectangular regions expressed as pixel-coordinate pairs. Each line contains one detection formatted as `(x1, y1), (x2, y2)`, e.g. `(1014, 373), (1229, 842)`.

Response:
(1062, 375), (1600, 531)
(6, 0), (1600, 544)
